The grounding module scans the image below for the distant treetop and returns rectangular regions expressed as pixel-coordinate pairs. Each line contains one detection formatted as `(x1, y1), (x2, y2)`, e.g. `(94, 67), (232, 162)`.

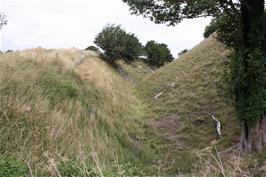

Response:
(0, 12), (7, 30)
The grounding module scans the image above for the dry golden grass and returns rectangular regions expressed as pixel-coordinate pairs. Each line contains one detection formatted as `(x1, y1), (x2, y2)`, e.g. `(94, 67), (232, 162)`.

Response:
(0, 48), (150, 176)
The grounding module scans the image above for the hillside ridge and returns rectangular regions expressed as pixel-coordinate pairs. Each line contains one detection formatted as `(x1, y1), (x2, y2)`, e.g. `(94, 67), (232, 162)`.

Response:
(2, 37), (265, 176)
(137, 37), (240, 174)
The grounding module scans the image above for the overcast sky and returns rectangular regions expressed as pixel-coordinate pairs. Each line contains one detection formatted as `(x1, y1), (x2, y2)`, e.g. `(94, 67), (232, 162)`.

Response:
(0, 0), (211, 57)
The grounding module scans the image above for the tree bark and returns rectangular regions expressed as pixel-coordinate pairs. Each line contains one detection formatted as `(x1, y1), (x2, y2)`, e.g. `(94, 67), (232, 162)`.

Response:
(241, 116), (266, 152)
(239, 0), (265, 152)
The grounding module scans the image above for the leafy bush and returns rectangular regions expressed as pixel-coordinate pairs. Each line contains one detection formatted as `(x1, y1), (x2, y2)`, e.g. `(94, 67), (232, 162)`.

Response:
(94, 24), (142, 64)
(203, 18), (219, 38)
(144, 40), (173, 67)
(0, 156), (29, 177)
(85, 45), (100, 52)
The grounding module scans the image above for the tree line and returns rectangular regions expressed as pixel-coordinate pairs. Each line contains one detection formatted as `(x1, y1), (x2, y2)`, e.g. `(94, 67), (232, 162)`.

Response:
(88, 24), (174, 67)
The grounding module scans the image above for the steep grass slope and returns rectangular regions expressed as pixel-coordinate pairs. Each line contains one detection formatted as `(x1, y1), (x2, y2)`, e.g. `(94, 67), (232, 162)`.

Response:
(116, 59), (154, 83)
(0, 48), (152, 176)
(139, 37), (240, 174)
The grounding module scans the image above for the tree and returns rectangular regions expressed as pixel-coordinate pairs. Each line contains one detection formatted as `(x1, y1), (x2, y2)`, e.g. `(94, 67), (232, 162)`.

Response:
(94, 24), (142, 64)
(0, 12), (7, 30)
(204, 11), (266, 38)
(123, 0), (266, 152)
(145, 40), (173, 67)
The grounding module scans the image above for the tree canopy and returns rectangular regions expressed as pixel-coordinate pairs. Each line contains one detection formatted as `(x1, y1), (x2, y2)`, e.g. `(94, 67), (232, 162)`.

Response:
(123, 0), (241, 25)
(204, 11), (266, 39)
(145, 40), (173, 67)
(94, 24), (142, 64)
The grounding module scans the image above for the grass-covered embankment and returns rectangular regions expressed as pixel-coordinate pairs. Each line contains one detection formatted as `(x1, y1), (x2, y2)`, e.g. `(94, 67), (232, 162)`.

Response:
(0, 49), (153, 176)
(138, 37), (240, 174)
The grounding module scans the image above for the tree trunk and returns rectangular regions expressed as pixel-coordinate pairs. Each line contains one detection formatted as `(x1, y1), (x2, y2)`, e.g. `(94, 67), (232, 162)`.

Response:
(240, 116), (266, 152)
(239, 0), (265, 152)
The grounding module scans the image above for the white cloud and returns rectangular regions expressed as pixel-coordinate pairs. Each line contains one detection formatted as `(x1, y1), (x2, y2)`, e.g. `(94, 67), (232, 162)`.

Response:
(0, 0), (211, 56)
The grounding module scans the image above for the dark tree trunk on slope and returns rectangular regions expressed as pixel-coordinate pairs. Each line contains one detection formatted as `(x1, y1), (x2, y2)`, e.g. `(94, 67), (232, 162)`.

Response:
(240, 117), (266, 152)
(239, 0), (265, 152)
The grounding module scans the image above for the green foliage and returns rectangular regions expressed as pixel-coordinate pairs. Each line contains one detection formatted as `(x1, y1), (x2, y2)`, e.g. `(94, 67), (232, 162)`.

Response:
(204, 12), (266, 46)
(0, 156), (29, 177)
(94, 24), (142, 63)
(204, 18), (219, 38)
(204, 11), (266, 126)
(219, 15), (265, 126)
(231, 41), (266, 126)
(123, 0), (222, 26)
(85, 45), (100, 52)
(144, 40), (173, 67)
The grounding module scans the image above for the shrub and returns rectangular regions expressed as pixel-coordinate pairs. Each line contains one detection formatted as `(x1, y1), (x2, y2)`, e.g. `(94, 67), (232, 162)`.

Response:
(5, 50), (13, 53)
(85, 45), (100, 52)
(144, 40), (173, 67)
(94, 24), (142, 64)
(203, 18), (219, 38)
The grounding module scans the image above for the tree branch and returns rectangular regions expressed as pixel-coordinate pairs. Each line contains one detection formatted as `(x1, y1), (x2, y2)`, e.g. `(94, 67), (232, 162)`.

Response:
(219, 0), (240, 17)
(228, 0), (240, 16)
